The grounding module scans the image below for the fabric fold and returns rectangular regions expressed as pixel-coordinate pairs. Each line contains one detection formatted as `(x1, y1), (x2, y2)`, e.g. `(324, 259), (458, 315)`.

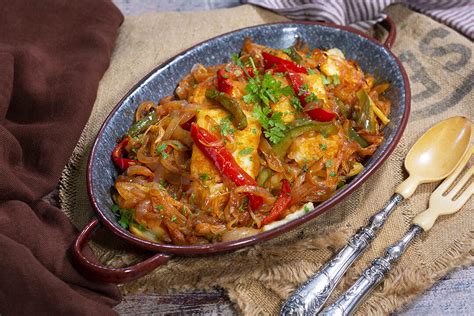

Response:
(0, 0), (123, 314)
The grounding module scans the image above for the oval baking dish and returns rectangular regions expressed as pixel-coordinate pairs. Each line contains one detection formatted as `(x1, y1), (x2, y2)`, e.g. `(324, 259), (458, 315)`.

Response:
(73, 17), (410, 283)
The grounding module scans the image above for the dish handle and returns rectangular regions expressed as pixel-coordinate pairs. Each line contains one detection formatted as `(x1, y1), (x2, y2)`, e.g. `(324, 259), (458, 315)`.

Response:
(379, 16), (396, 49)
(71, 217), (171, 283)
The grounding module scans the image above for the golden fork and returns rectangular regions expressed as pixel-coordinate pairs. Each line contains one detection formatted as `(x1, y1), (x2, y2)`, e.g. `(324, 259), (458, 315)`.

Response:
(321, 146), (473, 316)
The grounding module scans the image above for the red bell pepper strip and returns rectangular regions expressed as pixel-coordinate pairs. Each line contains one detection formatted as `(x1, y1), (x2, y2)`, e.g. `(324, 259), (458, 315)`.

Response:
(263, 52), (336, 122)
(190, 123), (263, 210)
(261, 179), (292, 225)
(217, 64), (255, 95)
(217, 68), (233, 94)
(286, 72), (337, 122)
(112, 137), (137, 170)
(262, 51), (307, 74)
(306, 108), (337, 122)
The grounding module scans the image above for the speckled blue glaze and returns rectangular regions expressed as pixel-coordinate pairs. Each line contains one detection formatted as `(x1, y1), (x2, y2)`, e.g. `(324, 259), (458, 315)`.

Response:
(88, 22), (409, 252)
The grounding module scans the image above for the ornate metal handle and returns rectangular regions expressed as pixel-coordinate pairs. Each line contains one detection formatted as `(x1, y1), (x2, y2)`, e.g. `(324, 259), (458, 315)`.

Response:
(280, 194), (404, 315)
(321, 225), (423, 316)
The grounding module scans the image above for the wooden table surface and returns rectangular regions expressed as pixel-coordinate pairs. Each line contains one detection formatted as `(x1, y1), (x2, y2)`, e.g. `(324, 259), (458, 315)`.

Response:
(109, 1), (473, 314)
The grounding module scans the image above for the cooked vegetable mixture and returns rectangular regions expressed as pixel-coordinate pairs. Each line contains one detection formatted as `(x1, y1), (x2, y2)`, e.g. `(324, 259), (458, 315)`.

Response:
(111, 38), (391, 245)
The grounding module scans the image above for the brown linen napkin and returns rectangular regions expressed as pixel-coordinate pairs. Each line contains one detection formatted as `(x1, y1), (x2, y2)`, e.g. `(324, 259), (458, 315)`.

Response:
(0, 0), (124, 314)
(59, 4), (473, 315)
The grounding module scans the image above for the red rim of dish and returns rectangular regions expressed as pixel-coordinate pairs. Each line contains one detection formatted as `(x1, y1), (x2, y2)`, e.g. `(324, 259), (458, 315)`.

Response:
(87, 19), (411, 255)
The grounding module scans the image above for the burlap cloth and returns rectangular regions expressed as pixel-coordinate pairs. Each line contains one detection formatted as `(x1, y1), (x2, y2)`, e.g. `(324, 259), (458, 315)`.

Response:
(59, 4), (473, 315)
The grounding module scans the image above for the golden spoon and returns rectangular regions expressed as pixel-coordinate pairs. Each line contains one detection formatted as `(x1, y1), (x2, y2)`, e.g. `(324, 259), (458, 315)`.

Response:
(395, 116), (471, 198)
(281, 116), (472, 315)
(322, 146), (473, 315)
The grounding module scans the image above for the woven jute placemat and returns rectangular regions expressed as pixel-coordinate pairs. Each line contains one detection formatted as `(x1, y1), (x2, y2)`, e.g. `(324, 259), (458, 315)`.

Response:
(59, 4), (473, 315)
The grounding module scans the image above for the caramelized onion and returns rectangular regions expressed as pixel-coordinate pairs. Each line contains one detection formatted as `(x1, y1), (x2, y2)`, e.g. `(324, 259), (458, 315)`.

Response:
(126, 165), (154, 180)
(259, 137), (285, 173)
(222, 227), (260, 242)
(234, 185), (276, 204)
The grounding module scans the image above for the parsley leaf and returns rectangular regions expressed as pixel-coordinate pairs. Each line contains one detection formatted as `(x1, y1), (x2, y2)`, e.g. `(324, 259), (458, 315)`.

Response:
(155, 205), (164, 211)
(252, 105), (287, 144)
(199, 173), (209, 181)
(307, 68), (315, 75)
(281, 85), (294, 96)
(304, 92), (319, 103)
(244, 73), (283, 106)
(290, 96), (303, 111)
(319, 143), (327, 151)
(219, 118), (235, 136)
(118, 209), (133, 229)
(332, 74), (340, 85)
(156, 143), (169, 159)
(325, 160), (332, 168)
(321, 74), (331, 85)
(238, 147), (254, 156)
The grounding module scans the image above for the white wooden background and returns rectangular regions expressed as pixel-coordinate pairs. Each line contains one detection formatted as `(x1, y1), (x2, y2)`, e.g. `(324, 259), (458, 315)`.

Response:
(112, 1), (473, 315)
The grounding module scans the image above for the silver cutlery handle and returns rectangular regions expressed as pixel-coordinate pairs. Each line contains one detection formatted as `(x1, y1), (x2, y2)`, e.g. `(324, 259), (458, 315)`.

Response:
(280, 194), (404, 315)
(321, 225), (423, 316)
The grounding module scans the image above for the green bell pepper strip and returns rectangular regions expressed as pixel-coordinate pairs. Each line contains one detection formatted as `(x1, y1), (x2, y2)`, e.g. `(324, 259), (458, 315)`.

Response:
(284, 47), (303, 64)
(348, 126), (369, 148)
(272, 121), (337, 159)
(127, 111), (158, 137)
(205, 88), (248, 130)
(256, 168), (273, 187)
(356, 90), (377, 134)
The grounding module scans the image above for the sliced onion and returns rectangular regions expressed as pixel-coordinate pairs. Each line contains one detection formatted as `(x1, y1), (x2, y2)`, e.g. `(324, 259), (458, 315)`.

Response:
(259, 137), (285, 173)
(137, 145), (161, 164)
(221, 227), (260, 242)
(126, 165), (154, 180)
(163, 112), (181, 140)
(172, 126), (193, 147)
(234, 185), (276, 204)
(135, 101), (155, 121)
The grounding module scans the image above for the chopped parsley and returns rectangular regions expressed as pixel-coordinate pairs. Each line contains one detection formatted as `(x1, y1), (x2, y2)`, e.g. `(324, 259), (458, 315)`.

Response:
(332, 74), (340, 85)
(304, 92), (318, 103)
(238, 147), (254, 156)
(307, 68), (315, 75)
(111, 205), (133, 230)
(219, 118), (235, 136)
(170, 215), (177, 222)
(156, 143), (169, 159)
(243, 72), (284, 106)
(329, 171), (337, 177)
(321, 74), (331, 85)
(298, 83), (309, 96)
(253, 105), (287, 144)
(304, 204), (312, 213)
(290, 96), (303, 111)
(319, 143), (327, 151)
(199, 173), (209, 181)
(281, 85), (294, 96)
(325, 160), (333, 168)
(155, 205), (164, 211)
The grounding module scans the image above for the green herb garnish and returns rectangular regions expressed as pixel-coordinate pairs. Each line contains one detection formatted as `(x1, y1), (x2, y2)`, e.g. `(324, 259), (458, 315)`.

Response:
(199, 173), (209, 181)
(238, 147), (254, 156)
(325, 160), (333, 168)
(253, 105), (287, 144)
(321, 74), (331, 85)
(156, 143), (169, 159)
